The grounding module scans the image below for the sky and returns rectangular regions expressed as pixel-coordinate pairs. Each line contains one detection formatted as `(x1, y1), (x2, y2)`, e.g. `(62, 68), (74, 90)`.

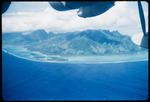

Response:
(2, 1), (148, 38)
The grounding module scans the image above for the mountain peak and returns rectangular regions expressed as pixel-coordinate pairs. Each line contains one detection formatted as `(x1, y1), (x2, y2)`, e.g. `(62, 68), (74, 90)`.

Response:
(32, 29), (47, 35)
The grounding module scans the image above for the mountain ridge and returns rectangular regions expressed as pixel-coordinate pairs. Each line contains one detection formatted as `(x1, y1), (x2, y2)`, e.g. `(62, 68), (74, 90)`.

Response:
(2, 29), (145, 56)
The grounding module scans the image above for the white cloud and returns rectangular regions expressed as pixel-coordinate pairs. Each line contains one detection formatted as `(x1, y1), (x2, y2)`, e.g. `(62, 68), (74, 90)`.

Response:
(131, 33), (143, 45)
(2, 1), (148, 37)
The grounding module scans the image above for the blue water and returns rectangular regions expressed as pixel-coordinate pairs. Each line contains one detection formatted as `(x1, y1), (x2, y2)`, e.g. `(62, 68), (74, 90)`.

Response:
(2, 51), (148, 101)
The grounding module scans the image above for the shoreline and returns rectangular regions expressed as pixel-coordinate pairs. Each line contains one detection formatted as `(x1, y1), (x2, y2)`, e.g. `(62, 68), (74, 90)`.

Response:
(2, 50), (148, 64)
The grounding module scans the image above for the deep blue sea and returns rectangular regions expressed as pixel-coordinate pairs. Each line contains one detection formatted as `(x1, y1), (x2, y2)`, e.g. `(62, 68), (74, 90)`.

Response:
(2, 51), (148, 101)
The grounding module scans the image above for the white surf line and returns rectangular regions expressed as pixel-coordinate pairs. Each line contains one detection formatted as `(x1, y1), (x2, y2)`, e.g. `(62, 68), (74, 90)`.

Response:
(2, 50), (148, 64)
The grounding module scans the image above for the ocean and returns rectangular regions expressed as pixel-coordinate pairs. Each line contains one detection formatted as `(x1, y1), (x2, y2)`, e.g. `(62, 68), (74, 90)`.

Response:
(2, 51), (148, 100)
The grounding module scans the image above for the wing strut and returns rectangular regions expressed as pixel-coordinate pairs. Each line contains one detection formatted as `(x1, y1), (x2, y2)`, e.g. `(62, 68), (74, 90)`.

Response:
(137, 1), (148, 49)
(138, 1), (146, 36)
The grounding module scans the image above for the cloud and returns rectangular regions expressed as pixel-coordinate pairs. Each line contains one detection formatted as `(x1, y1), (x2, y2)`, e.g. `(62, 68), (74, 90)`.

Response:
(131, 33), (143, 45)
(2, 1), (148, 37)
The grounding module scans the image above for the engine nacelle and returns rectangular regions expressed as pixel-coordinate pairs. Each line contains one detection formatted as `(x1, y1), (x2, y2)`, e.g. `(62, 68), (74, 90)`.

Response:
(49, 1), (115, 18)
(49, 2), (93, 11)
(77, 2), (115, 18)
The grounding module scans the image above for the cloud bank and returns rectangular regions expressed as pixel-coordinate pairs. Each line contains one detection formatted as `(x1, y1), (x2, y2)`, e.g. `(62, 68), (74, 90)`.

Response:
(2, 1), (148, 37)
